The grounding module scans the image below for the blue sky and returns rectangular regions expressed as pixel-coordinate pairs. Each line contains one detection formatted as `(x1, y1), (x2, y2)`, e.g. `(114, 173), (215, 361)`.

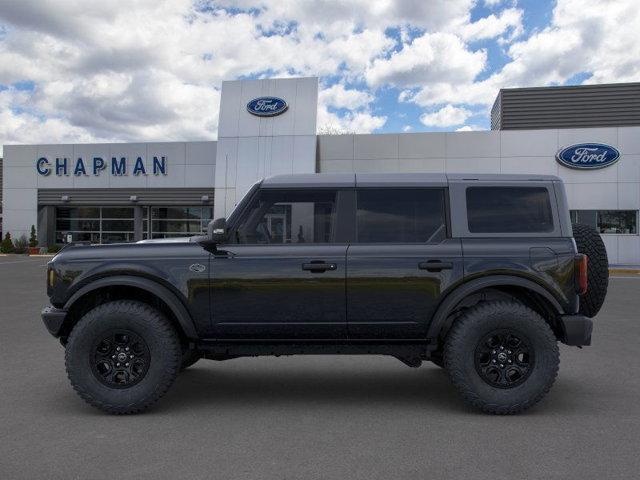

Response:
(0, 0), (637, 150)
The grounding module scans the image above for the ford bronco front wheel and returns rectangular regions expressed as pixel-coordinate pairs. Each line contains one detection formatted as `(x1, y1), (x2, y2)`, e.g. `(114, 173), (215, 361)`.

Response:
(444, 301), (559, 414)
(65, 300), (181, 414)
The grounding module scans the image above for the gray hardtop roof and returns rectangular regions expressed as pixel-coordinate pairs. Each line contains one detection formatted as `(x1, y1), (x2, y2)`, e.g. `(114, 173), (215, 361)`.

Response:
(261, 173), (560, 188)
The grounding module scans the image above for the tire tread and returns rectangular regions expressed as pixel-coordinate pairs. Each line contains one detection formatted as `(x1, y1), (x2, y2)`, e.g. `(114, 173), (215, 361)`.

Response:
(65, 300), (181, 414)
(444, 301), (559, 415)
(572, 223), (609, 318)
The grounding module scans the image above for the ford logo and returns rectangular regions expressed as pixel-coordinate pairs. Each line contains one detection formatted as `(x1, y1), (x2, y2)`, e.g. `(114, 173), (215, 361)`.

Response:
(247, 97), (288, 117)
(556, 143), (620, 170)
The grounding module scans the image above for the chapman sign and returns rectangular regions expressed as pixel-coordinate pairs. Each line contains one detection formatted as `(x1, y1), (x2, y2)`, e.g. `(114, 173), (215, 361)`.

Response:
(246, 97), (288, 117)
(36, 156), (168, 177)
(556, 143), (620, 170)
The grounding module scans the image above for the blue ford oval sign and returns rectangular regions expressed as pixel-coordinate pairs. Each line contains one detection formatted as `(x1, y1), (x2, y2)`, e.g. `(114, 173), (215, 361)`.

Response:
(247, 97), (288, 117)
(556, 143), (620, 170)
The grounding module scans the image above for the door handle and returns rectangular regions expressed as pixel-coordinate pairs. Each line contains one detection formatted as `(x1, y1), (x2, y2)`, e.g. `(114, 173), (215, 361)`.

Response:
(418, 260), (453, 272)
(302, 262), (337, 272)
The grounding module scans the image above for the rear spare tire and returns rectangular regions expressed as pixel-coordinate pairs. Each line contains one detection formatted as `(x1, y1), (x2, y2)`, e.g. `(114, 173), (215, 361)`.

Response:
(572, 223), (609, 317)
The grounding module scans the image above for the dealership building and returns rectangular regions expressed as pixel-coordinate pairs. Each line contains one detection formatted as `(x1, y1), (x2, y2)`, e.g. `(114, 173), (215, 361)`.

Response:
(1, 78), (640, 264)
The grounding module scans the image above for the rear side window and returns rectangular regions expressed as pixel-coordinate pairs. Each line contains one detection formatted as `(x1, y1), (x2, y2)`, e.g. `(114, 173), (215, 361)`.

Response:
(356, 188), (446, 243)
(466, 187), (554, 233)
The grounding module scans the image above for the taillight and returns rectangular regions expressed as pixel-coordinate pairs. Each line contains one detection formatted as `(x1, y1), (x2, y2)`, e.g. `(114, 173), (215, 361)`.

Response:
(575, 254), (588, 295)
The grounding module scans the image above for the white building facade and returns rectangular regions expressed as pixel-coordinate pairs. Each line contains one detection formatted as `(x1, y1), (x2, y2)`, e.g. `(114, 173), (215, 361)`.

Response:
(2, 76), (639, 264)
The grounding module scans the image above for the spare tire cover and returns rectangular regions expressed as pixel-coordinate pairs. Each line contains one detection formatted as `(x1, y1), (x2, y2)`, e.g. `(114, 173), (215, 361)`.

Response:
(572, 223), (609, 317)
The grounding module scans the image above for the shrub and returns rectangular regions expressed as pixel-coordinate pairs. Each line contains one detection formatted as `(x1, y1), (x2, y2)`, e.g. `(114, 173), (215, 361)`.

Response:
(13, 235), (29, 254)
(47, 244), (62, 254)
(1, 233), (15, 253)
(29, 225), (38, 248)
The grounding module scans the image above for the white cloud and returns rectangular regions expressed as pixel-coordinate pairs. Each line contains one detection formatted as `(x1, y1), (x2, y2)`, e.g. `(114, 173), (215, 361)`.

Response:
(366, 32), (486, 88)
(456, 125), (484, 131)
(484, 0), (507, 7)
(403, 0), (640, 111)
(402, 125), (413, 132)
(459, 8), (523, 42)
(213, 0), (475, 33)
(317, 82), (384, 133)
(319, 84), (373, 110)
(0, 0), (638, 146)
(420, 105), (472, 127)
(317, 106), (386, 134)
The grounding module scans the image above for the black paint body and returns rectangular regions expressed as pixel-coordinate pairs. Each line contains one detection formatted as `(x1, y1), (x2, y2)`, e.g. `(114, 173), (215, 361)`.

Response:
(43, 173), (588, 348)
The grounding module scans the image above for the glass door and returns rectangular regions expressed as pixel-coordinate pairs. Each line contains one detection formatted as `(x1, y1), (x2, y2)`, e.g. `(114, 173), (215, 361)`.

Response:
(55, 207), (135, 244)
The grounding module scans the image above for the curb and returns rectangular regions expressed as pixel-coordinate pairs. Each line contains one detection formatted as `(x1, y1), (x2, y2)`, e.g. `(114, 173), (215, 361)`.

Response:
(609, 268), (640, 275)
(0, 253), (55, 258)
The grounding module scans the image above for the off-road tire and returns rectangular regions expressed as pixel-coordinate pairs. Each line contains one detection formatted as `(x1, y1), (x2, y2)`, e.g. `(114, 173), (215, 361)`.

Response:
(572, 223), (609, 318)
(444, 301), (559, 415)
(180, 349), (202, 371)
(65, 300), (181, 414)
(430, 351), (444, 368)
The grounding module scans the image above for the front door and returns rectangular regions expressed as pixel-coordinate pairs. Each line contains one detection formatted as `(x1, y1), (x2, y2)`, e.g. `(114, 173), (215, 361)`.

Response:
(347, 188), (464, 339)
(211, 188), (348, 339)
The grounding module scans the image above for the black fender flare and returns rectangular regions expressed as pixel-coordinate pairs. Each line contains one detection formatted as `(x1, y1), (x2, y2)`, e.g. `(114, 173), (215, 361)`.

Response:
(426, 275), (565, 340)
(63, 275), (198, 339)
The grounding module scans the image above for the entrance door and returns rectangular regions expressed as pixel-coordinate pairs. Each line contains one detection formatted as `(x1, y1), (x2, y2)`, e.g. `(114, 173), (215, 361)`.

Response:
(347, 188), (464, 339)
(212, 188), (348, 339)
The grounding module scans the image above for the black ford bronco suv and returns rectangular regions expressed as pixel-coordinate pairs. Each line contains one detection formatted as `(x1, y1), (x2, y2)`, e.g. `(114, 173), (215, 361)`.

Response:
(42, 173), (608, 415)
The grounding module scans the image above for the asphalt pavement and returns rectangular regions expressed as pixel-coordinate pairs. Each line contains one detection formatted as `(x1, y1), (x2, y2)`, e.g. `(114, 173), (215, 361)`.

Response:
(1, 255), (639, 479)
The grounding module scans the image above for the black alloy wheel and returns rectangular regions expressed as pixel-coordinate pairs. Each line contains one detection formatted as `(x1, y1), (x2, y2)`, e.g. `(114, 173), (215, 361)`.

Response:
(474, 330), (533, 388)
(91, 330), (151, 388)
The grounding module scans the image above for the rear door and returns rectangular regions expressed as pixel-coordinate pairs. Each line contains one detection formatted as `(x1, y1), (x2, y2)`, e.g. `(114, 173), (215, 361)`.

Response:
(346, 187), (463, 339)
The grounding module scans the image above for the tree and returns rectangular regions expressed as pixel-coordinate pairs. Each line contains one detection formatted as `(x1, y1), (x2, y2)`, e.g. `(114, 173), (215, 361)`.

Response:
(29, 225), (38, 248)
(1, 233), (15, 253)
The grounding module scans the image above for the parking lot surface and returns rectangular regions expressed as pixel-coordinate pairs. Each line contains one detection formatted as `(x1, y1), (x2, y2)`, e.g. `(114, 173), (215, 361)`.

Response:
(1, 255), (639, 479)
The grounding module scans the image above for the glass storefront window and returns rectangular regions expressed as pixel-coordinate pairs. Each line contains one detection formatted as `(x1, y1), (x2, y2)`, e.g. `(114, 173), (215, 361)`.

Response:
(55, 205), (213, 244)
(145, 206), (213, 239)
(570, 210), (638, 234)
(55, 207), (135, 244)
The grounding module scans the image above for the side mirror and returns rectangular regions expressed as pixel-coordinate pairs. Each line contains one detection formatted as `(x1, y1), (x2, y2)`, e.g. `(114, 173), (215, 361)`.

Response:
(207, 217), (227, 244)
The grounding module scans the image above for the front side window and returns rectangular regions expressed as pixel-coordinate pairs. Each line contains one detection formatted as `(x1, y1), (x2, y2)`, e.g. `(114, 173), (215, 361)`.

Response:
(235, 189), (337, 244)
(356, 188), (446, 243)
(466, 187), (554, 233)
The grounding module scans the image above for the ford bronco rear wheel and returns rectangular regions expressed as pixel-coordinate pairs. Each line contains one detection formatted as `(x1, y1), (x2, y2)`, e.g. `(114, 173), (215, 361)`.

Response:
(444, 301), (559, 415)
(65, 300), (181, 414)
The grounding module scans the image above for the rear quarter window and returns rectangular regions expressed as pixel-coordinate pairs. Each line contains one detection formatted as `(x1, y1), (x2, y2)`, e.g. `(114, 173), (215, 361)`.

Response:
(466, 186), (554, 233)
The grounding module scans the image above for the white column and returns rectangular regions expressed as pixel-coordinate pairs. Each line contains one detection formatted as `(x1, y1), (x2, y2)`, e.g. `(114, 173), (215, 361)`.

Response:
(214, 77), (318, 218)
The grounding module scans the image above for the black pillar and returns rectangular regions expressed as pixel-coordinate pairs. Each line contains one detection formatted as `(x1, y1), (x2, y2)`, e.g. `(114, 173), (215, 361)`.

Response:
(134, 206), (144, 242)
